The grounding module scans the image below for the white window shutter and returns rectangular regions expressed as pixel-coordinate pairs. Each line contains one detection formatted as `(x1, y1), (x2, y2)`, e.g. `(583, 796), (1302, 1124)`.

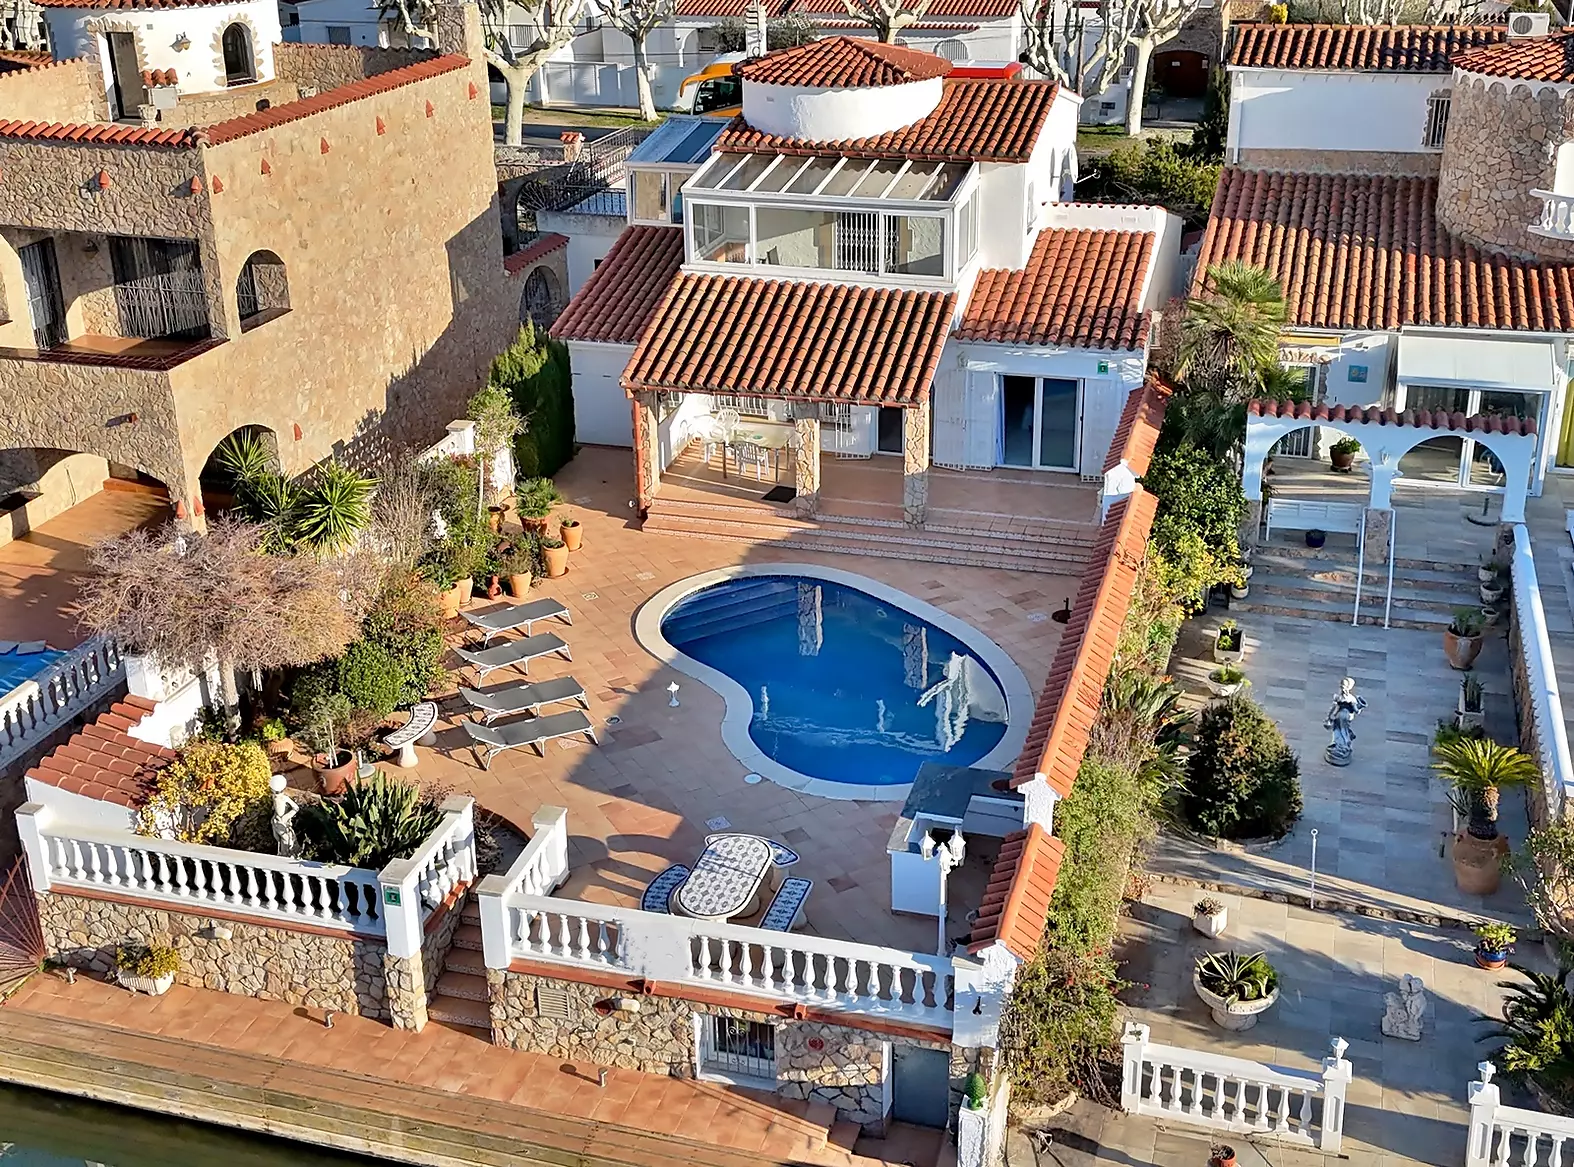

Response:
(932, 367), (969, 469)
(963, 372), (999, 470)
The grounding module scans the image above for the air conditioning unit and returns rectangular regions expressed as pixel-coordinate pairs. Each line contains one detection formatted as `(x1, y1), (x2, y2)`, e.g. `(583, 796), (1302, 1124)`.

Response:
(1509, 11), (1550, 38)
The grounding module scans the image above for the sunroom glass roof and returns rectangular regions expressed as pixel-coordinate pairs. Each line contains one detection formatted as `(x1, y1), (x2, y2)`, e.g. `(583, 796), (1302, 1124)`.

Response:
(691, 152), (970, 202)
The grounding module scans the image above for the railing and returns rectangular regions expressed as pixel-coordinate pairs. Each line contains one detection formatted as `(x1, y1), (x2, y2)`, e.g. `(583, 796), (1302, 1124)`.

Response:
(113, 272), (210, 341)
(0, 636), (126, 773)
(1120, 1024), (1353, 1152)
(1468, 1061), (1574, 1166)
(1531, 190), (1574, 241)
(380, 796), (477, 958)
(1510, 524), (1574, 819)
(18, 804), (385, 935)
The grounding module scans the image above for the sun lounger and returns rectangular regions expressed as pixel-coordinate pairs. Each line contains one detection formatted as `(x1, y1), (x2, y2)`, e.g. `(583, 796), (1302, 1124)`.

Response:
(462, 710), (598, 769)
(454, 633), (571, 684)
(461, 598), (572, 646)
(760, 877), (812, 931)
(459, 677), (588, 723)
(641, 864), (690, 914)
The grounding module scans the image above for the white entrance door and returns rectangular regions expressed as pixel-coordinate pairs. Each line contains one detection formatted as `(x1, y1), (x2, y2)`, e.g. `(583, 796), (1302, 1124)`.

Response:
(999, 375), (1081, 471)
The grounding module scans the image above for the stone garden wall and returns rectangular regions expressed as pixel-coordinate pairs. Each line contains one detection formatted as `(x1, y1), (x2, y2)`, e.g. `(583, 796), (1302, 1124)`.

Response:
(37, 888), (389, 1018)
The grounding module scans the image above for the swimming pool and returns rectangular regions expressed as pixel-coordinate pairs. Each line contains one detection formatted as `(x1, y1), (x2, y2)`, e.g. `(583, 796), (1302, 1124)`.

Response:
(0, 645), (61, 697)
(640, 567), (1031, 801)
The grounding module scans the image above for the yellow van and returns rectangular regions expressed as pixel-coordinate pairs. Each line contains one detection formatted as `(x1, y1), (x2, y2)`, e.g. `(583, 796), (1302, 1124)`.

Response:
(674, 53), (746, 116)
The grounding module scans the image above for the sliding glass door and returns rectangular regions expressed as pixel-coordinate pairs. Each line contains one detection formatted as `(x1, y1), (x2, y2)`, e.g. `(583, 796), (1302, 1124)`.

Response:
(1398, 384), (1542, 491)
(999, 375), (1080, 471)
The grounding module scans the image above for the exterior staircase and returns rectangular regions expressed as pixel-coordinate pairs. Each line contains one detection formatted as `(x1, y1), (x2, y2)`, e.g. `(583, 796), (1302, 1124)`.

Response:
(1233, 546), (1486, 630)
(643, 496), (1095, 575)
(426, 900), (492, 1037)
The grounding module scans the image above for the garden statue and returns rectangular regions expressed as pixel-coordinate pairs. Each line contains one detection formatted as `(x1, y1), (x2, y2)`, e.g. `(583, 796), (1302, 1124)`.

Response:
(1381, 974), (1427, 1041)
(1323, 677), (1368, 767)
(270, 773), (300, 858)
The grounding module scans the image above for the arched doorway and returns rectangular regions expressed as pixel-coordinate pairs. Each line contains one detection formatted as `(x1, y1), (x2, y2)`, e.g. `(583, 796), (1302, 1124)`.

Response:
(199, 425), (279, 516)
(222, 23), (255, 86)
(520, 267), (563, 328)
(1153, 49), (1208, 99)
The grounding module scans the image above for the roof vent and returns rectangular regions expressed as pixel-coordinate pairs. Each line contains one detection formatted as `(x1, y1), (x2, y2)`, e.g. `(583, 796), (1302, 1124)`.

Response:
(1508, 12), (1550, 38)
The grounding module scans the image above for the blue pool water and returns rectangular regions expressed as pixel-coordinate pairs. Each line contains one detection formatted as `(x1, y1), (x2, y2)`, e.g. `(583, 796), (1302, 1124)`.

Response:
(661, 576), (1007, 786)
(0, 646), (61, 695)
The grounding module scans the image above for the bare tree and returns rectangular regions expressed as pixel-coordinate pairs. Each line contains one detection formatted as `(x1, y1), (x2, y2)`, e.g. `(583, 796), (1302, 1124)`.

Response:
(596, 0), (678, 121)
(1019, 0), (1131, 94)
(841, 0), (933, 42)
(1118, 0), (1206, 135)
(73, 519), (364, 730)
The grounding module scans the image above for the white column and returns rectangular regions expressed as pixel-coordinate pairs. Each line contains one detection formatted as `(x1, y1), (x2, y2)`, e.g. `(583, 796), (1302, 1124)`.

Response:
(16, 801), (53, 892)
(1120, 1022), (1150, 1114)
(1466, 1062), (1501, 1167)
(533, 805), (569, 890)
(1318, 1037), (1353, 1152)
(475, 872), (512, 970)
(377, 857), (424, 959)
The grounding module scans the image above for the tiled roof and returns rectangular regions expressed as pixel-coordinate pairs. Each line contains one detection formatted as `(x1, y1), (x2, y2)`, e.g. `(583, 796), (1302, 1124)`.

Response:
(142, 68), (177, 87)
(677, 0), (791, 13)
(623, 275), (955, 404)
(25, 696), (174, 809)
(958, 228), (1155, 350)
(966, 824), (1065, 960)
(814, 19), (982, 30)
(0, 119), (199, 146)
(716, 78), (1058, 162)
(1195, 168), (1574, 333)
(0, 50), (51, 75)
(738, 37), (953, 86)
(552, 226), (684, 345)
(504, 232), (568, 274)
(1249, 398), (1538, 435)
(1104, 373), (1173, 474)
(796, 0), (1017, 16)
(1453, 30), (1574, 81)
(1009, 490), (1160, 794)
(1228, 23), (1505, 72)
(37, 0), (232, 6)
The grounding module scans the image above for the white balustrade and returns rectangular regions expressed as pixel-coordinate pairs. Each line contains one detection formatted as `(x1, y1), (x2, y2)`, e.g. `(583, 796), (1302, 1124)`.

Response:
(18, 802), (385, 935)
(1510, 525), (1574, 819)
(1120, 1024), (1353, 1153)
(0, 637), (126, 772)
(1468, 1062), (1574, 1167)
(378, 796), (478, 958)
(1531, 190), (1574, 241)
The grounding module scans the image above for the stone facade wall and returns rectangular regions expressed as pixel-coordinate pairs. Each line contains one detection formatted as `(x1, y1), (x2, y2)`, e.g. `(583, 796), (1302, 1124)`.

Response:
(36, 888), (390, 1018)
(157, 78), (303, 131)
(0, 58), (97, 124)
(486, 967), (958, 1132)
(1235, 147), (1442, 177)
(1437, 72), (1574, 263)
(272, 41), (438, 92)
(383, 950), (426, 1030)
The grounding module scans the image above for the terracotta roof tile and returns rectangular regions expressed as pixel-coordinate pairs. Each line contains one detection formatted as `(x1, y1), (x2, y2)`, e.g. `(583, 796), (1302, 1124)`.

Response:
(551, 226), (685, 345)
(716, 78), (1058, 162)
(37, 0), (232, 6)
(504, 232), (568, 274)
(738, 37), (953, 86)
(0, 50), (52, 75)
(1453, 29), (1574, 81)
(1103, 373), (1173, 474)
(959, 228), (1155, 349)
(26, 705), (175, 809)
(1195, 168), (1574, 333)
(795, 0), (1016, 16)
(0, 119), (198, 146)
(141, 68), (177, 86)
(677, 0), (791, 12)
(966, 824), (1065, 959)
(1248, 398), (1537, 436)
(1229, 23), (1505, 71)
(623, 275), (955, 404)
(813, 18), (983, 30)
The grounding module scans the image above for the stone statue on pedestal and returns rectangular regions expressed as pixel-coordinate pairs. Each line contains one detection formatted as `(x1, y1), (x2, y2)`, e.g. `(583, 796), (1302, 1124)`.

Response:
(1324, 677), (1368, 767)
(270, 773), (300, 859)
(1381, 974), (1427, 1041)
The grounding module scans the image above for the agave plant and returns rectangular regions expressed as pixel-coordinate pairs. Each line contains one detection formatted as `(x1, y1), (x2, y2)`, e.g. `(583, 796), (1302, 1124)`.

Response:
(233, 470), (300, 552)
(1480, 962), (1574, 1106)
(296, 462), (377, 553)
(300, 771), (443, 870)
(1432, 737), (1541, 840)
(213, 429), (276, 485)
(1195, 950), (1278, 1004)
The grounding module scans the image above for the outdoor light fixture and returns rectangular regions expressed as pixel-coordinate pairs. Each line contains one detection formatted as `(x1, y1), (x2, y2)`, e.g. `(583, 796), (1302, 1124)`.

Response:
(172, 32), (190, 49)
(921, 828), (966, 958)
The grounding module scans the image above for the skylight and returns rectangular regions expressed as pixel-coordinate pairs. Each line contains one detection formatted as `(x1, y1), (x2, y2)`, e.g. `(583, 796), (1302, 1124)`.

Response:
(688, 151), (971, 204)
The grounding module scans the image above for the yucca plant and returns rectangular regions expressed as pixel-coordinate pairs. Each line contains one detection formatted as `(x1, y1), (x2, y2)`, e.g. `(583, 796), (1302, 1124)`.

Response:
(213, 429), (276, 485)
(300, 771), (443, 870)
(233, 470), (300, 552)
(1195, 950), (1277, 1004)
(1432, 737), (1541, 840)
(296, 462), (376, 553)
(1480, 962), (1574, 1106)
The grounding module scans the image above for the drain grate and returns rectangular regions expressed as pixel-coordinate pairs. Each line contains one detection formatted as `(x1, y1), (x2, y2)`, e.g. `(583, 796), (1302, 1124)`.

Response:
(744, 773), (763, 785)
(635, 571), (655, 581)
(536, 985), (571, 1019)
(1027, 612), (1048, 623)
(705, 816), (731, 831)
(605, 714), (623, 727)
(581, 592), (599, 601)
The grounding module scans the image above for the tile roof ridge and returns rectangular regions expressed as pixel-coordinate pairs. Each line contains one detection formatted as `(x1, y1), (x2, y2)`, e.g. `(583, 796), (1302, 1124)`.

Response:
(1247, 397), (1538, 436)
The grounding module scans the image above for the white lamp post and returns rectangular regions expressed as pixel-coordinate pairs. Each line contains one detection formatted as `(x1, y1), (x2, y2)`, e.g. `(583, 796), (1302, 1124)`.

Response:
(920, 828), (966, 957)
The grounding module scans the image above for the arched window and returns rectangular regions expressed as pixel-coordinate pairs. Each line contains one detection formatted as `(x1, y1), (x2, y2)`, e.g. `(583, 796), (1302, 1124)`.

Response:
(222, 23), (255, 86)
(236, 250), (289, 330)
(520, 268), (562, 328)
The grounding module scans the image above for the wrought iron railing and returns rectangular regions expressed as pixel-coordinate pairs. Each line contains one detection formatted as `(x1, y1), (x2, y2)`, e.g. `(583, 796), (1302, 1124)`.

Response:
(113, 271), (210, 340)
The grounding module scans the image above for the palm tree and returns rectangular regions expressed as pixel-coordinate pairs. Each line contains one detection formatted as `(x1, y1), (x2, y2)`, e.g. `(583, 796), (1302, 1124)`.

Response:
(1176, 263), (1288, 396)
(1433, 738), (1542, 840)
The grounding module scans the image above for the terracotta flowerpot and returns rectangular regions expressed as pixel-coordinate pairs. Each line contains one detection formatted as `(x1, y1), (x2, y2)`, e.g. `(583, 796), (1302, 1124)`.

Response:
(543, 543), (569, 578)
(314, 750), (356, 796)
(487, 574), (503, 599)
(1452, 832), (1510, 896)
(457, 577), (474, 606)
(521, 515), (550, 535)
(507, 572), (533, 599)
(1444, 629), (1484, 671)
(1209, 1150), (1237, 1167)
(438, 581), (464, 619)
(1330, 450), (1354, 472)
(488, 505), (509, 533)
(561, 520), (583, 552)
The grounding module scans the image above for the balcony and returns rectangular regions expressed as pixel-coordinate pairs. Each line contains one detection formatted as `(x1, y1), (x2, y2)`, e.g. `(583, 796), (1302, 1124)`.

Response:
(1529, 189), (1574, 240)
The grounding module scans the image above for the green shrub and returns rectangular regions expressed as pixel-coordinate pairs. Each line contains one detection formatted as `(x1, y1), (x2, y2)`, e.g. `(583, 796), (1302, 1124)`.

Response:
(136, 739), (273, 845)
(336, 639), (403, 720)
(117, 942), (180, 979)
(296, 462), (376, 553)
(301, 772), (444, 869)
(1079, 138), (1221, 229)
(1195, 950), (1278, 1003)
(361, 570), (447, 706)
(286, 666), (354, 754)
(1483, 962), (1574, 1106)
(998, 947), (1125, 1107)
(417, 455), (482, 531)
(1183, 696), (1302, 839)
(491, 323), (576, 477)
(1049, 756), (1149, 955)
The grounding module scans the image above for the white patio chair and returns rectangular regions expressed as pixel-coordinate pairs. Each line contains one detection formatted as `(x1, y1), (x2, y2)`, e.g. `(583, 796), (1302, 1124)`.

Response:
(733, 440), (770, 481)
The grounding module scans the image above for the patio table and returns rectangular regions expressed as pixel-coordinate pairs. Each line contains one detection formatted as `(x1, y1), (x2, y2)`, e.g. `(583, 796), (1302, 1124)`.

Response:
(719, 421), (795, 480)
(673, 833), (773, 921)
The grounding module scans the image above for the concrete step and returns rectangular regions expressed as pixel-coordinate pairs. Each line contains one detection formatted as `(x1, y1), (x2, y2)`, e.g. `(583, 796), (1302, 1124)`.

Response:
(460, 903), (481, 925)
(1255, 542), (1494, 574)
(426, 994), (492, 1029)
(444, 945), (487, 976)
(829, 1119), (861, 1151)
(1230, 593), (1467, 631)
(428, 1018), (492, 1041)
(434, 970), (489, 1003)
(656, 495), (1095, 547)
(1251, 552), (1483, 593)
(451, 923), (484, 952)
(1247, 573), (1479, 615)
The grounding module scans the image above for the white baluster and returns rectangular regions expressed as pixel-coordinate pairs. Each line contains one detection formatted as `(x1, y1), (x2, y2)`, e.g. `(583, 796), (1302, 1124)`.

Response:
(1274, 1085), (1290, 1131)
(326, 880), (345, 923)
(134, 848), (153, 891)
(1188, 1069), (1204, 1117)
(594, 919), (611, 959)
(190, 859), (210, 900)
(696, 935), (713, 979)
(242, 866), (260, 908)
(1253, 1082), (1272, 1131)
(760, 945), (777, 987)
(84, 843), (103, 884)
(170, 853), (189, 898)
(101, 845), (121, 887)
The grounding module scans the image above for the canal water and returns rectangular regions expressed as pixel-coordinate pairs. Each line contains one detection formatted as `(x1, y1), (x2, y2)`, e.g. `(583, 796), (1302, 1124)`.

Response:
(0, 1084), (390, 1165)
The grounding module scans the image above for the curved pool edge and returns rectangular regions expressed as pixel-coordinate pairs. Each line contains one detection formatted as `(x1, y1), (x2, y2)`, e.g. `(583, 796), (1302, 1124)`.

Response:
(633, 563), (1035, 803)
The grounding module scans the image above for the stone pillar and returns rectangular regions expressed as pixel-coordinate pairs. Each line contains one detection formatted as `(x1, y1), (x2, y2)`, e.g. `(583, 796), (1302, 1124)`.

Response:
(903, 405), (930, 526)
(794, 416), (821, 515)
(384, 950), (428, 1031)
(632, 393), (660, 511)
(1362, 507), (1392, 567)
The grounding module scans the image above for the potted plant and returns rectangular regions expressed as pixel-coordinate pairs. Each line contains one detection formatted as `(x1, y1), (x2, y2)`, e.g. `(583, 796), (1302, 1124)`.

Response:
(541, 534), (569, 578)
(1474, 922), (1517, 970)
(487, 499), (511, 533)
(421, 544), (467, 619)
(1193, 897), (1228, 938)
(1209, 1145), (1238, 1167)
(1445, 608), (1485, 670)
(258, 716), (291, 758)
(560, 516), (583, 552)
(1480, 558), (1505, 585)
(1434, 736), (1540, 895)
(1329, 437), (1361, 472)
(116, 942), (179, 995)
(1305, 529), (1327, 549)
(1213, 620), (1244, 665)
(499, 538), (541, 599)
(1206, 664), (1248, 698)
(1481, 572), (1507, 605)
(303, 690), (355, 796)
(515, 476), (564, 535)
(1457, 674), (1485, 732)
(1194, 950), (1279, 1030)
(1482, 960), (1574, 1113)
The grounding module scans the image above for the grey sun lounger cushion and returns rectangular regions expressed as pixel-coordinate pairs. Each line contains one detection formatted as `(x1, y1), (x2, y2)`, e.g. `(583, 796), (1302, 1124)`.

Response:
(454, 633), (571, 682)
(462, 710), (598, 768)
(461, 598), (572, 645)
(459, 677), (587, 723)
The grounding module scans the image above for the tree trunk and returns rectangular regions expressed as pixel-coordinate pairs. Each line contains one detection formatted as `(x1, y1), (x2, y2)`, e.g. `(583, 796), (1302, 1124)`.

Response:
(631, 36), (658, 121)
(502, 61), (530, 147)
(1124, 36), (1154, 137)
(880, 20), (898, 41)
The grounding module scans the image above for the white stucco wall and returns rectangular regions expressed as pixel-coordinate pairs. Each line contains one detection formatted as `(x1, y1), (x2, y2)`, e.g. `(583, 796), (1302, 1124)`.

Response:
(536, 209), (627, 295)
(569, 340), (636, 447)
(48, 0), (281, 97)
(1227, 68), (1439, 161)
(23, 777), (138, 832)
(741, 75), (943, 141)
(656, 392), (712, 470)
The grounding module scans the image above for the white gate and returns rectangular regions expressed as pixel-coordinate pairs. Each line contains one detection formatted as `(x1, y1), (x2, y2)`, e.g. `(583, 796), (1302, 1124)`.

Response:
(933, 368), (996, 470)
(822, 403), (872, 458)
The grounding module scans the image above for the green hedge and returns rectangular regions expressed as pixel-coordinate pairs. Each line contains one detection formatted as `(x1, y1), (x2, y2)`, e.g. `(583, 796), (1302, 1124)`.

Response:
(490, 323), (575, 477)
